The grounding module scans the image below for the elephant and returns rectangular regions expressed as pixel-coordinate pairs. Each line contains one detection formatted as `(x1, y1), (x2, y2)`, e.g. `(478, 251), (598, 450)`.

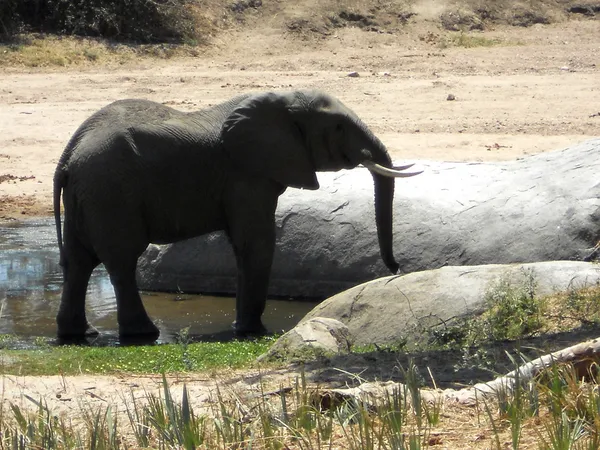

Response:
(53, 90), (420, 340)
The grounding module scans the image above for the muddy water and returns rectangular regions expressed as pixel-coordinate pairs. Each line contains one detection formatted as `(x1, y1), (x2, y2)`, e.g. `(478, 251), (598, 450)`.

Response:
(0, 219), (317, 346)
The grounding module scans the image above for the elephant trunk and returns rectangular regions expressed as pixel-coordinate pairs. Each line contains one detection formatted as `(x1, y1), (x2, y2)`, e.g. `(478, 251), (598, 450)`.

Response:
(362, 131), (399, 274)
(373, 167), (399, 274)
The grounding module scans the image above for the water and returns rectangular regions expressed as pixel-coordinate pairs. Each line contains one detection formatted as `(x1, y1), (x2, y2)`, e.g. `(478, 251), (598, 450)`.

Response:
(0, 218), (317, 346)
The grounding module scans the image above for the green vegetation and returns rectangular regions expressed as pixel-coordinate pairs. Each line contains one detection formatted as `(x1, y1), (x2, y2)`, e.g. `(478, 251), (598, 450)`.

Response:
(0, 268), (599, 450)
(429, 272), (600, 351)
(3, 360), (600, 448)
(0, 277), (600, 447)
(0, 335), (274, 375)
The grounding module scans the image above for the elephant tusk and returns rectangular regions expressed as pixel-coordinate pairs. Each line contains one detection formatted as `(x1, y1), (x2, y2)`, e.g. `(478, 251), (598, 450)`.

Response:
(362, 160), (423, 178)
(392, 163), (415, 171)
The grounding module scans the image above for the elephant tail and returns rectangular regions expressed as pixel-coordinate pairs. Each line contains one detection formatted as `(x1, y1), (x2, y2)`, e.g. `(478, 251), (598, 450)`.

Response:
(53, 167), (66, 267)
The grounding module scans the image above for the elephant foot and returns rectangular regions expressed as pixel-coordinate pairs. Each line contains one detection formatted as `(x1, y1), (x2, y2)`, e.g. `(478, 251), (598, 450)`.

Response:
(119, 320), (160, 342)
(57, 321), (100, 339)
(232, 320), (268, 339)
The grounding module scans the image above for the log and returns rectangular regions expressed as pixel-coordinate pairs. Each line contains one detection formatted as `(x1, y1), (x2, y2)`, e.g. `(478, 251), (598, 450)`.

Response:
(312, 336), (600, 408)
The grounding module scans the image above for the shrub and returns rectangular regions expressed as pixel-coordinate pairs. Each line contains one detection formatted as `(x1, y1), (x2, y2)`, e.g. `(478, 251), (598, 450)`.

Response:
(0, 0), (199, 43)
(0, 0), (20, 38)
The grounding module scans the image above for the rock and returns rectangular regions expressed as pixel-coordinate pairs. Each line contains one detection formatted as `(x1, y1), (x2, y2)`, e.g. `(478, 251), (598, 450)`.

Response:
(568, 5), (600, 16)
(446, 93), (456, 101)
(440, 10), (484, 31)
(258, 317), (352, 362)
(347, 71), (360, 77)
(302, 261), (600, 347)
(229, 0), (262, 13)
(137, 139), (600, 297)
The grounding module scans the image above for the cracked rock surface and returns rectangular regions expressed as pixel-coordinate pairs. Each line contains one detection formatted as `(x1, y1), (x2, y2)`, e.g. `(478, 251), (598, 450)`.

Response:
(137, 139), (600, 298)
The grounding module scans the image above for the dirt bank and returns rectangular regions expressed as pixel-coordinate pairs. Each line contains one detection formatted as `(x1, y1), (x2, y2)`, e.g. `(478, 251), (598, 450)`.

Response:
(1, 5), (598, 220)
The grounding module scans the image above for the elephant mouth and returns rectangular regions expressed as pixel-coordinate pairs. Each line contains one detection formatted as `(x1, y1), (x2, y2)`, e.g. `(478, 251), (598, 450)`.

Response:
(341, 153), (354, 168)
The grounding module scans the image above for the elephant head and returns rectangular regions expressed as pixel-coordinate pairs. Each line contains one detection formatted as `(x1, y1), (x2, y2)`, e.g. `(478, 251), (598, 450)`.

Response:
(221, 90), (420, 274)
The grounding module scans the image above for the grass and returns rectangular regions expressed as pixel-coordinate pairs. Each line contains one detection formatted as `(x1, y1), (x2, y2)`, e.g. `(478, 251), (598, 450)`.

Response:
(0, 277), (600, 447)
(0, 271), (599, 449)
(0, 34), (202, 68)
(0, 0), (571, 67)
(439, 32), (506, 48)
(0, 335), (275, 375)
(428, 271), (600, 352)
(3, 359), (600, 448)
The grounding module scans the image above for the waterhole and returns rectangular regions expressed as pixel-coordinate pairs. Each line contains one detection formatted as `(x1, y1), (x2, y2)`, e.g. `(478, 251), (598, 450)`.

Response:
(0, 219), (317, 347)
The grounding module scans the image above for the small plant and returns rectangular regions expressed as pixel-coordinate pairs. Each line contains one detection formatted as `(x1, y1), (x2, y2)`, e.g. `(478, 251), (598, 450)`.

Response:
(440, 32), (503, 49)
(538, 411), (586, 449)
(428, 269), (545, 351)
(563, 282), (600, 325)
(379, 385), (405, 449)
(482, 269), (543, 341)
(212, 385), (250, 447)
(494, 353), (540, 449)
(79, 403), (119, 450)
(175, 327), (194, 371)
(423, 368), (443, 427)
(124, 390), (151, 448)
(144, 374), (207, 449)
(401, 360), (423, 426)
(9, 398), (61, 449)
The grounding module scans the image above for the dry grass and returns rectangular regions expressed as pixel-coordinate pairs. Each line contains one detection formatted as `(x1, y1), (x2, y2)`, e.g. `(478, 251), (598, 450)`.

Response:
(0, 34), (205, 68)
(4, 359), (600, 449)
(2, 0), (592, 67)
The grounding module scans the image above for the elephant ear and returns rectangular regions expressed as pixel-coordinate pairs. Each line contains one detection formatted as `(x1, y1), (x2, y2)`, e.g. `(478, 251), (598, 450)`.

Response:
(221, 92), (319, 190)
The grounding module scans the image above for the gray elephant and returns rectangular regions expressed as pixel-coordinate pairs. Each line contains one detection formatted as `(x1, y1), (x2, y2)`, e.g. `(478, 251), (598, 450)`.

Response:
(53, 90), (420, 340)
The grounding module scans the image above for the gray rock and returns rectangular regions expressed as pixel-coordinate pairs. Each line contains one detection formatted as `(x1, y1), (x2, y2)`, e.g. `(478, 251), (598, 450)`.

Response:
(137, 139), (600, 297)
(302, 261), (600, 347)
(258, 317), (352, 362)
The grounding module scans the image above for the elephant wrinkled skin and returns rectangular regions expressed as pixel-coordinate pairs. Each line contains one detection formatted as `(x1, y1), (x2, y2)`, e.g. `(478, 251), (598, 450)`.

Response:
(53, 90), (418, 340)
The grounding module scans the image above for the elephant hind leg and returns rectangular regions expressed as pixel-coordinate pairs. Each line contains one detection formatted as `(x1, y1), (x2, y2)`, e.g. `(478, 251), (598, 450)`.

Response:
(83, 209), (159, 340)
(56, 227), (100, 338)
(103, 258), (159, 340)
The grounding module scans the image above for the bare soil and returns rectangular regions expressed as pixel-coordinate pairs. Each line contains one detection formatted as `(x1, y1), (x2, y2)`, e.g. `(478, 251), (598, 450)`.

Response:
(1, 1), (599, 446)
(1, 2), (599, 220)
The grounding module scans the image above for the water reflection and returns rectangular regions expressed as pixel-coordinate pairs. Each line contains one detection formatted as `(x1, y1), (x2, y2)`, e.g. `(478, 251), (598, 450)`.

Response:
(0, 219), (317, 346)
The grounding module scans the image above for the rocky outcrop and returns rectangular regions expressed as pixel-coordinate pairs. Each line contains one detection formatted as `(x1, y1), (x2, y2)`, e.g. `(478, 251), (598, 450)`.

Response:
(137, 139), (600, 298)
(258, 317), (353, 362)
(302, 261), (600, 347)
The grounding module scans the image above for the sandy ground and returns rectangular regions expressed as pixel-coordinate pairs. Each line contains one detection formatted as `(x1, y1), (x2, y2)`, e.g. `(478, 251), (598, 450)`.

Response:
(0, 9), (599, 445)
(1, 18), (599, 219)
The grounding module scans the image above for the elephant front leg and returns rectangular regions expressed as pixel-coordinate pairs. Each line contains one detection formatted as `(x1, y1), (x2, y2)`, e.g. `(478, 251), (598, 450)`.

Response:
(227, 198), (278, 337)
(231, 232), (274, 337)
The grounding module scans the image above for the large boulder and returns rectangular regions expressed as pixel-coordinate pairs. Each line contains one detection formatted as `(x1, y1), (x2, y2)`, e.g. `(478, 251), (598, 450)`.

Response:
(137, 139), (600, 297)
(258, 317), (353, 362)
(302, 261), (600, 347)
